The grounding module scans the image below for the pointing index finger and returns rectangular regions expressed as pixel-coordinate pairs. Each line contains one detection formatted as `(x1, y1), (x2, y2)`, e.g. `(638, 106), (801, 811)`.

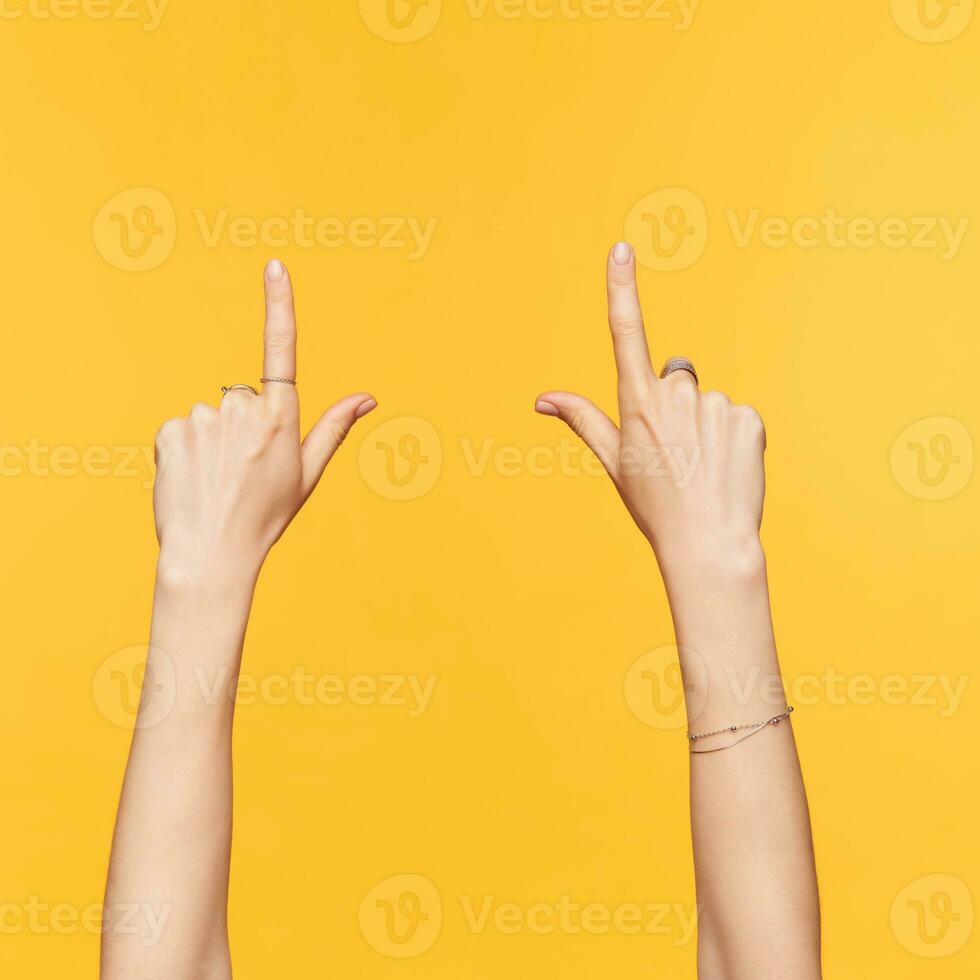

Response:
(607, 242), (654, 396)
(263, 259), (298, 408)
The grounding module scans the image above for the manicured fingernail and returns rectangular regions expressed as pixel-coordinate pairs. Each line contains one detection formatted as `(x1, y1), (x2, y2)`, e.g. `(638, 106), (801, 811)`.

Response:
(355, 398), (378, 419)
(612, 242), (632, 265)
(535, 400), (560, 417)
(266, 259), (285, 281)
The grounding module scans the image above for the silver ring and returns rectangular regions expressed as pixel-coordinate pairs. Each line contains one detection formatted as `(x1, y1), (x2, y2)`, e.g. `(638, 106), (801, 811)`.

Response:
(221, 384), (259, 397)
(659, 357), (698, 386)
(260, 377), (297, 386)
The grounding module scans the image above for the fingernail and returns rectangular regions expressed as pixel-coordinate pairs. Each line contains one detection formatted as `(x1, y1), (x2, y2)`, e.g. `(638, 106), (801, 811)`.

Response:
(355, 398), (378, 419)
(535, 400), (560, 417)
(612, 242), (632, 265)
(266, 259), (286, 281)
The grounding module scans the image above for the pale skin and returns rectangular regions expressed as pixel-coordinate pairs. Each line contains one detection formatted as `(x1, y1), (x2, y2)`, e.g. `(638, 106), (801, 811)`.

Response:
(535, 241), (822, 978)
(102, 248), (820, 978)
(100, 259), (377, 978)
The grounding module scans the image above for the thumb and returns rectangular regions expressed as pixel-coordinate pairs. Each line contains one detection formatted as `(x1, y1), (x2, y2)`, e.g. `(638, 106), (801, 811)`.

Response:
(535, 391), (620, 476)
(301, 392), (377, 498)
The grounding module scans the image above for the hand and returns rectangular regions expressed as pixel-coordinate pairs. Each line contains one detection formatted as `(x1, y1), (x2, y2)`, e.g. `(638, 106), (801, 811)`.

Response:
(153, 260), (377, 584)
(535, 243), (767, 581)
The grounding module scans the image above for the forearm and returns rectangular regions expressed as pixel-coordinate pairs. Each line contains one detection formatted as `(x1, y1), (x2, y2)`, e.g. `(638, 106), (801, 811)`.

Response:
(665, 545), (821, 980)
(100, 260), (375, 978)
(101, 563), (257, 979)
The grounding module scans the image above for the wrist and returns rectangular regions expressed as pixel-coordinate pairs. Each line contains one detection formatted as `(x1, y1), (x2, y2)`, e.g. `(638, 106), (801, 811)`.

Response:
(656, 533), (767, 595)
(156, 547), (263, 599)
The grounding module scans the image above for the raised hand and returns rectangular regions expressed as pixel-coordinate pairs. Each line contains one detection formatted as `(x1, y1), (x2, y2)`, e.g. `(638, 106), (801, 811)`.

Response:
(535, 243), (821, 979)
(103, 263), (377, 979)
(535, 242), (767, 581)
(153, 260), (377, 583)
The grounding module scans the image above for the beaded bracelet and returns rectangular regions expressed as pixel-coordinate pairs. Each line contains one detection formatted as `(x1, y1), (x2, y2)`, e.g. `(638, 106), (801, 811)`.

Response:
(688, 707), (794, 754)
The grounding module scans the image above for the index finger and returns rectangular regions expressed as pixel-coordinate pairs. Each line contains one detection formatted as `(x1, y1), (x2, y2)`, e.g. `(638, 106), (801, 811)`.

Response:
(263, 259), (298, 406)
(606, 242), (654, 397)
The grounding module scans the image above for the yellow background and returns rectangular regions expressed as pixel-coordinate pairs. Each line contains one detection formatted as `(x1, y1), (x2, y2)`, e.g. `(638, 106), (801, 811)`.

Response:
(1, 1), (978, 976)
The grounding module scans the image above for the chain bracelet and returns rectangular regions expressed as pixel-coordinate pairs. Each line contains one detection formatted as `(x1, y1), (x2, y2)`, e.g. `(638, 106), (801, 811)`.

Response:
(688, 706), (795, 744)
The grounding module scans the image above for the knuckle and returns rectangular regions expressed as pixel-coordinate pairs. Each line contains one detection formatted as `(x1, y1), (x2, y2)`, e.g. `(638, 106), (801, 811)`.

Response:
(220, 390), (257, 414)
(608, 315), (645, 338)
(190, 402), (217, 422)
(155, 418), (182, 445)
(264, 330), (295, 353)
(736, 404), (766, 438)
(702, 391), (731, 411)
(663, 373), (698, 400)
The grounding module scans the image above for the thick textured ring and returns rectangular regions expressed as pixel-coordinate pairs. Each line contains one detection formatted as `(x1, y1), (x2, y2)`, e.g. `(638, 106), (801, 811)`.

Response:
(660, 357), (699, 386)
(221, 384), (259, 396)
(260, 377), (297, 386)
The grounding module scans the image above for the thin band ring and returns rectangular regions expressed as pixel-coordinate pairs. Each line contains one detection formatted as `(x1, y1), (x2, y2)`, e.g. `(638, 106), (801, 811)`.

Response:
(260, 377), (297, 386)
(660, 357), (699, 386)
(221, 384), (259, 397)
